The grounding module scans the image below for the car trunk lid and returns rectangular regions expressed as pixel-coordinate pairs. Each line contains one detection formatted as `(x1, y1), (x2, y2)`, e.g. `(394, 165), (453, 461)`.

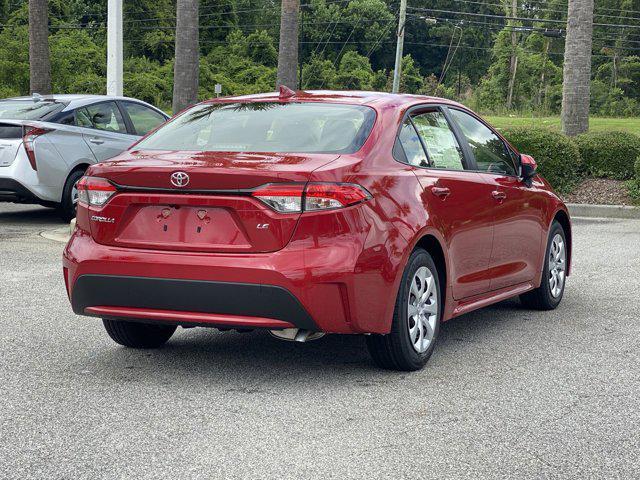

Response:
(85, 150), (339, 253)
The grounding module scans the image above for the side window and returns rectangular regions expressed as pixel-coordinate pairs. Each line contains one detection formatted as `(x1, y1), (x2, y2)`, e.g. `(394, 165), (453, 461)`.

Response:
(57, 111), (76, 126)
(396, 119), (429, 167)
(411, 111), (464, 170)
(449, 109), (516, 175)
(77, 102), (127, 134)
(121, 102), (166, 136)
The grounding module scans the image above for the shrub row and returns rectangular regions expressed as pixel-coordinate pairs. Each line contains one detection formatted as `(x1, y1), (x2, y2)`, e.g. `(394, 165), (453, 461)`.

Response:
(499, 127), (640, 193)
(575, 131), (640, 180)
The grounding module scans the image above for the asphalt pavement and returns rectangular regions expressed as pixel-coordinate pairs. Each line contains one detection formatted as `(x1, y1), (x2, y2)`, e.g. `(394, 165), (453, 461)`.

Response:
(1, 203), (638, 479)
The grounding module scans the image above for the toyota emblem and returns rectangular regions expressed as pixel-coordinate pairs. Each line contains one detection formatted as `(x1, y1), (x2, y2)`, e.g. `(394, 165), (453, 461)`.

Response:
(170, 171), (190, 188)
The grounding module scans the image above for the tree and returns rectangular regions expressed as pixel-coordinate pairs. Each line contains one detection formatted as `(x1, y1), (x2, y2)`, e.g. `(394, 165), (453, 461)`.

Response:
(561, 0), (595, 136)
(173, 0), (199, 114)
(276, 0), (299, 89)
(29, 0), (51, 94)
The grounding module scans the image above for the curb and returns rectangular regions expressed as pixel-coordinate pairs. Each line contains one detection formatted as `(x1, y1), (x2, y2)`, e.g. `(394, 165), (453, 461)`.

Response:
(567, 203), (640, 220)
(40, 219), (75, 244)
(40, 227), (70, 243)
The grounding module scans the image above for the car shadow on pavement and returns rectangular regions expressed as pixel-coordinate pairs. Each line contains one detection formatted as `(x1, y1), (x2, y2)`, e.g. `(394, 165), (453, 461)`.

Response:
(83, 298), (530, 384)
(0, 205), (66, 227)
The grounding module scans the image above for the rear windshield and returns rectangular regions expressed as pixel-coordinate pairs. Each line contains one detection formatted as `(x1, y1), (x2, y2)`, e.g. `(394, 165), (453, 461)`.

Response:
(134, 102), (376, 154)
(0, 100), (65, 120)
(0, 124), (23, 139)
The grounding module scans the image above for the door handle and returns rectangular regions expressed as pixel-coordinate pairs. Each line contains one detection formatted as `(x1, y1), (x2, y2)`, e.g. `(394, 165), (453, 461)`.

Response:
(491, 190), (507, 201)
(88, 137), (105, 145)
(431, 186), (451, 199)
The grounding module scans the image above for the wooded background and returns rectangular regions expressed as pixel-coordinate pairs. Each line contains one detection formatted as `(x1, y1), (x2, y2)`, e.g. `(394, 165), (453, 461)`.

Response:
(3, 0), (640, 116)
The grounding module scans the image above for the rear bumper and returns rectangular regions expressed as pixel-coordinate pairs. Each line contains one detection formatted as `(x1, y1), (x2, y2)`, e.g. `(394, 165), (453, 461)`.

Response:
(0, 149), (62, 205)
(0, 177), (42, 204)
(71, 274), (317, 330)
(62, 226), (388, 334)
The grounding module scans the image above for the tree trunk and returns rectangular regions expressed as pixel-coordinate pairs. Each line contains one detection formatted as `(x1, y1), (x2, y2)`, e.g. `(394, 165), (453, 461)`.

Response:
(173, 0), (199, 114)
(561, 0), (594, 136)
(29, 0), (51, 95)
(276, 0), (300, 89)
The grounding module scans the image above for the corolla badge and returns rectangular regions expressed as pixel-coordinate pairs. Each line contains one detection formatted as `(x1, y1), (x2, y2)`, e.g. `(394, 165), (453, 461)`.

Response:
(170, 171), (190, 187)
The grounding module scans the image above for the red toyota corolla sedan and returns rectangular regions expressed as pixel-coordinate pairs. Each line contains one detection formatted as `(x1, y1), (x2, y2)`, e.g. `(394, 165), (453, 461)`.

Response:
(62, 89), (571, 371)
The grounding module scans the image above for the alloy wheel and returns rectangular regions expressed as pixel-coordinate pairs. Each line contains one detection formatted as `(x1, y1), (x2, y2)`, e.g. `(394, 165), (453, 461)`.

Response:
(548, 233), (566, 298)
(407, 266), (438, 353)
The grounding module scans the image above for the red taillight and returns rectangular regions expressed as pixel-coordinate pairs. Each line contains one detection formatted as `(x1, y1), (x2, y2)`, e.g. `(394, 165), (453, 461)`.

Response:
(77, 176), (117, 207)
(304, 183), (372, 211)
(252, 182), (371, 213)
(23, 126), (52, 171)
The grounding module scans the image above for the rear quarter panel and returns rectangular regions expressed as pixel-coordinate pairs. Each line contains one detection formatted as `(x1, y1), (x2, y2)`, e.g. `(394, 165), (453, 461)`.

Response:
(307, 101), (447, 333)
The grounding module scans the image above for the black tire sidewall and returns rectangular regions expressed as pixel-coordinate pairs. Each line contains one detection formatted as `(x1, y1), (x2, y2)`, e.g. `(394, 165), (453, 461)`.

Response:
(59, 169), (85, 222)
(392, 249), (442, 369)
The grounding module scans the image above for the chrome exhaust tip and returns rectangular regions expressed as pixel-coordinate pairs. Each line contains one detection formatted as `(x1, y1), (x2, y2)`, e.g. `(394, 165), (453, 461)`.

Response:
(269, 328), (325, 342)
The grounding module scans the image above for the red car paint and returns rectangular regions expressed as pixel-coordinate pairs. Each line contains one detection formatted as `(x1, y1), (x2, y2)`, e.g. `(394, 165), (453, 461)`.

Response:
(63, 91), (571, 335)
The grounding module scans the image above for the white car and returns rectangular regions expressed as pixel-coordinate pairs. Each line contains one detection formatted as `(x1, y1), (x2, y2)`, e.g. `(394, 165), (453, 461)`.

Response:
(0, 94), (169, 220)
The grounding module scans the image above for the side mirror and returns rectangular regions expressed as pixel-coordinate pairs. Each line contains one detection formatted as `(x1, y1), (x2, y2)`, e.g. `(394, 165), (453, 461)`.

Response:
(520, 154), (537, 185)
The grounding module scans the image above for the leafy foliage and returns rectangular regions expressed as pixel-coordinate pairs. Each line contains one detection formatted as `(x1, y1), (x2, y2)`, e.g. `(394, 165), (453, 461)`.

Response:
(500, 127), (583, 193)
(575, 131), (640, 180)
(0, 0), (639, 119)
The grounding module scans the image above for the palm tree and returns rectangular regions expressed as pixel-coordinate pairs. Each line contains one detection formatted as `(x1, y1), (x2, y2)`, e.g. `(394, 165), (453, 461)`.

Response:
(29, 0), (51, 94)
(276, 0), (300, 89)
(173, 0), (199, 114)
(561, 0), (594, 136)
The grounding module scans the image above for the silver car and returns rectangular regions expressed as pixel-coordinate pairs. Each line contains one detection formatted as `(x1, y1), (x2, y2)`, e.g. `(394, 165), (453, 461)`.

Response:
(0, 94), (169, 220)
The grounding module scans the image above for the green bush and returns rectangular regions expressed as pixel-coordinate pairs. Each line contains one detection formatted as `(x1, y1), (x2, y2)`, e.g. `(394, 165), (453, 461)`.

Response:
(636, 156), (640, 180)
(575, 131), (640, 180)
(500, 127), (582, 194)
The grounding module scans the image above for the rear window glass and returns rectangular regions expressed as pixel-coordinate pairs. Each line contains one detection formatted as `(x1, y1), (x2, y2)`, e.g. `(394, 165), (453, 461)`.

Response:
(0, 100), (65, 120)
(0, 124), (23, 139)
(134, 102), (376, 154)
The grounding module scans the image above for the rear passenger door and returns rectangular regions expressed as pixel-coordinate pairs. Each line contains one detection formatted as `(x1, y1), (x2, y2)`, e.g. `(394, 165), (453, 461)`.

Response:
(76, 101), (138, 161)
(395, 106), (496, 299)
(447, 107), (544, 291)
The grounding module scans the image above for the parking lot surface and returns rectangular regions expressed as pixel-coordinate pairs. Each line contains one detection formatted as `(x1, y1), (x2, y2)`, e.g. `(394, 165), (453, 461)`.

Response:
(1, 203), (638, 479)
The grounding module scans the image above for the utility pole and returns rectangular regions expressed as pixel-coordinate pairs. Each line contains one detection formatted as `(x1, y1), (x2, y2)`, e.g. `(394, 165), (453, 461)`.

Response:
(506, 0), (517, 109)
(392, 0), (407, 93)
(106, 0), (123, 96)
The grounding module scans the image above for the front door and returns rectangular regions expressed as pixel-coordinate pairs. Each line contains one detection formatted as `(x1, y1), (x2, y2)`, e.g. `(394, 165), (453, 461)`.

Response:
(396, 108), (496, 299)
(447, 108), (543, 290)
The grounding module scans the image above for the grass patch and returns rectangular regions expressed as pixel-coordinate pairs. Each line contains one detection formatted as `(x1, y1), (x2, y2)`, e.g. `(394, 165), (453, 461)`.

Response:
(484, 116), (640, 136)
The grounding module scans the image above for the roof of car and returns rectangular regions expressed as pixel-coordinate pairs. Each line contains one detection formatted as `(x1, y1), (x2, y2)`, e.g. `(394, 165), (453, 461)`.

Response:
(6, 94), (135, 102)
(216, 90), (466, 110)
(3, 94), (164, 111)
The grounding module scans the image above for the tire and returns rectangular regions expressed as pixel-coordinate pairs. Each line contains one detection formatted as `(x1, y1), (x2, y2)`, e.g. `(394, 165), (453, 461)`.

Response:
(366, 249), (442, 371)
(57, 169), (86, 222)
(520, 221), (567, 310)
(102, 319), (177, 348)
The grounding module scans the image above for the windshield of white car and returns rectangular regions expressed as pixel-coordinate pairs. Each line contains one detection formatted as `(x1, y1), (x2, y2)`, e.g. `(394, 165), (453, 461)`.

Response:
(0, 100), (66, 120)
(134, 102), (376, 154)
